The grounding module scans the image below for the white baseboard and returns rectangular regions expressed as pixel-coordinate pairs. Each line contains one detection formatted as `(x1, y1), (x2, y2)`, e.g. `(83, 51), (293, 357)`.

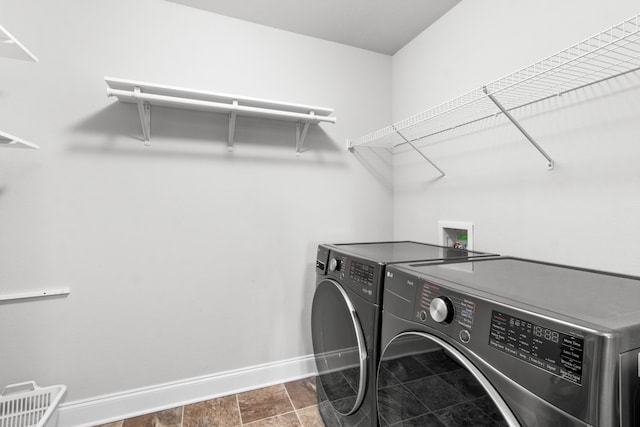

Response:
(57, 354), (317, 427)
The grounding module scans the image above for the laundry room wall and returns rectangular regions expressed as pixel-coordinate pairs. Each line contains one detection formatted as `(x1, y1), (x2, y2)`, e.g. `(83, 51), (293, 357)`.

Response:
(391, 0), (640, 275)
(0, 0), (392, 410)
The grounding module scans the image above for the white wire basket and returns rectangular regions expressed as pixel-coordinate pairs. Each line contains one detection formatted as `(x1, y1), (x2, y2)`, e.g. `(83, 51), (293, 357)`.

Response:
(0, 382), (67, 427)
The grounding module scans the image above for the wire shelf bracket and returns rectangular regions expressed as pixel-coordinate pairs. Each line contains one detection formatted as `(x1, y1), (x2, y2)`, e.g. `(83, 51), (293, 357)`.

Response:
(348, 13), (640, 173)
(396, 128), (446, 178)
(483, 87), (554, 170)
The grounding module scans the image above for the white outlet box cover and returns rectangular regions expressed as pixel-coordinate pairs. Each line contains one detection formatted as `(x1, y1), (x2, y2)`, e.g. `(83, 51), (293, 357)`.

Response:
(438, 221), (473, 251)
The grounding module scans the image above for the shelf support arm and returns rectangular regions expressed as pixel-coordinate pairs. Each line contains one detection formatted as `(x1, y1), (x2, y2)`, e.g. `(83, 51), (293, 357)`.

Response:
(395, 128), (446, 178)
(295, 111), (313, 156)
(228, 100), (238, 152)
(483, 87), (554, 170)
(134, 87), (151, 146)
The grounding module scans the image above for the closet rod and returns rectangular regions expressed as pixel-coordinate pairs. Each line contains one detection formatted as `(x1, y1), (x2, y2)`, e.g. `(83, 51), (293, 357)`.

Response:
(106, 89), (337, 124)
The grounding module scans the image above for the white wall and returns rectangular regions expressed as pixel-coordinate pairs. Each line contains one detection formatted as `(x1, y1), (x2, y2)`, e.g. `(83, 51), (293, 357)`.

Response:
(0, 0), (392, 406)
(392, 1), (640, 276)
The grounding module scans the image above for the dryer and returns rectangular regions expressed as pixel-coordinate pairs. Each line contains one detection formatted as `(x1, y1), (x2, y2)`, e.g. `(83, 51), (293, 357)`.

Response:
(379, 257), (640, 426)
(311, 241), (496, 427)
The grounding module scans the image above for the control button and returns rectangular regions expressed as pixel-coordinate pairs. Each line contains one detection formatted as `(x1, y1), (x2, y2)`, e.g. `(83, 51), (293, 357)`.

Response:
(328, 258), (341, 272)
(430, 297), (454, 324)
(459, 330), (471, 343)
(419, 310), (428, 322)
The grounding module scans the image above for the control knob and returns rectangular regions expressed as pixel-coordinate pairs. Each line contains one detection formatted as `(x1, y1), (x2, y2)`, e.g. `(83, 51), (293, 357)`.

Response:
(328, 257), (341, 272)
(429, 297), (454, 324)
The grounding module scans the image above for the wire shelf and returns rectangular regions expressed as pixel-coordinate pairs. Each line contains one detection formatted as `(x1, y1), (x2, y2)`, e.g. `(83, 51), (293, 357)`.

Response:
(348, 13), (640, 160)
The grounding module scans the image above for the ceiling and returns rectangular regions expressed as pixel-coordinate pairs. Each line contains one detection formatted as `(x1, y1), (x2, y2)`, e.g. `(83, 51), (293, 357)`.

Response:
(167, 0), (461, 55)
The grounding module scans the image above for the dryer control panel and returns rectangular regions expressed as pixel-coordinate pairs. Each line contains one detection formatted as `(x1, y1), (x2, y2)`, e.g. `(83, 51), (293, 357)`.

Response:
(316, 245), (383, 304)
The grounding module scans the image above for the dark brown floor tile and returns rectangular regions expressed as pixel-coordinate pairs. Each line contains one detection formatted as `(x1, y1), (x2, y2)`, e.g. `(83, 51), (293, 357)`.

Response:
(122, 407), (183, 427)
(296, 406), (324, 427)
(284, 377), (317, 410)
(237, 384), (295, 424)
(183, 394), (241, 427)
(243, 412), (301, 427)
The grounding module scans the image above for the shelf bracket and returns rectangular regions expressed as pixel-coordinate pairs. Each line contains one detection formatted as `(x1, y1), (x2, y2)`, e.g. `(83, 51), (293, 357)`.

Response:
(483, 87), (554, 170)
(295, 112), (313, 156)
(134, 87), (151, 146)
(228, 100), (238, 152)
(395, 128), (446, 178)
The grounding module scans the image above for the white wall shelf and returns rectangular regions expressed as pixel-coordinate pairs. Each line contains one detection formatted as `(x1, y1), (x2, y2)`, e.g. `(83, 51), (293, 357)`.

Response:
(348, 13), (640, 176)
(0, 129), (39, 149)
(0, 24), (37, 62)
(105, 77), (337, 155)
(1, 25), (39, 150)
(0, 288), (70, 302)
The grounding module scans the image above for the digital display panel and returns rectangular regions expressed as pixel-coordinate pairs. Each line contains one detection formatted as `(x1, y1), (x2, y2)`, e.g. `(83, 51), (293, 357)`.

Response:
(489, 311), (584, 385)
(349, 261), (375, 286)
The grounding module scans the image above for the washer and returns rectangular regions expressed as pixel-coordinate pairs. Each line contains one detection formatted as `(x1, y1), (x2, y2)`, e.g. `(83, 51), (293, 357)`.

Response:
(311, 241), (496, 427)
(379, 257), (640, 426)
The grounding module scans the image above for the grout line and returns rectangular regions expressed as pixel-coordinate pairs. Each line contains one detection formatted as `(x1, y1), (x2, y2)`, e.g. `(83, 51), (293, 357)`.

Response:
(235, 393), (244, 425)
(243, 411), (299, 427)
(282, 382), (304, 426)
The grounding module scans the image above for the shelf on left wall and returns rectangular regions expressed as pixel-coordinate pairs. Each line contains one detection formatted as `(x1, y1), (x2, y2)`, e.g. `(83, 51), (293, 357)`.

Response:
(0, 24), (37, 62)
(0, 129), (39, 149)
(1, 23), (39, 150)
(0, 288), (70, 302)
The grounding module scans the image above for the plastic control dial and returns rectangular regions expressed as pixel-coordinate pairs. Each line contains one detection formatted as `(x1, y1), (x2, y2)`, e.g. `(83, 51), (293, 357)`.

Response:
(429, 296), (454, 324)
(328, 257), (341, 272)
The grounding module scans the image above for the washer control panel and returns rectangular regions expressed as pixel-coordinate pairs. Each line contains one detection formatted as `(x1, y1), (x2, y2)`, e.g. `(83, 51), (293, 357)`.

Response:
(384, 268), (476, 345)
(417, 280), (477, 331)
(384, 265), (592, 391)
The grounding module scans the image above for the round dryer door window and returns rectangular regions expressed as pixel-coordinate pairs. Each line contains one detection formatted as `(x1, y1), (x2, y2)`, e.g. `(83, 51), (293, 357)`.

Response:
(311, 279), (367, 416)
(378, 332), (520, 426)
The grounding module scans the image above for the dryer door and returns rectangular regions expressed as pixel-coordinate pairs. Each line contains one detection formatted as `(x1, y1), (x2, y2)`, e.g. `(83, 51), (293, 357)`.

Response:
(378, 332), (521, 426)
(311, 279), (367, 416)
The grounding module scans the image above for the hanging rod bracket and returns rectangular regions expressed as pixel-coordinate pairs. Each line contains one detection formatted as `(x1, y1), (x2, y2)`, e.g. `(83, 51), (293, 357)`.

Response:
(228, 100), (238, 152)
(295, 112), (313, 156)
(483, 87), (554, 170)
(134, 87), (151, 146)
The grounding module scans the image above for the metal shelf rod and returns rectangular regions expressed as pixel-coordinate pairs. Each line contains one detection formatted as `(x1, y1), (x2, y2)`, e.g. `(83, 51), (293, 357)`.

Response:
(483, 87), (554, 170)
(395, 128), (446, 177)
(107, 88), (336, 124)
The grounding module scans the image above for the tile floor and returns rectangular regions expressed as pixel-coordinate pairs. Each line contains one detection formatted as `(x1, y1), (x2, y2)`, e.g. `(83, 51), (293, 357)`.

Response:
(94, 377), (324, 427)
